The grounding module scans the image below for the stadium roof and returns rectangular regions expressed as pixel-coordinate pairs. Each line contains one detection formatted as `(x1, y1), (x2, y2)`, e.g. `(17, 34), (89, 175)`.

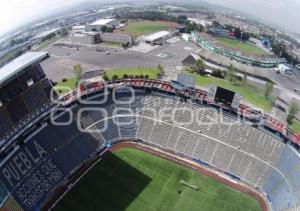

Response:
(90, 19), (115, 26)
(32, 28), (61, 40)
(0, 51), (48, 85)
(143, 31), (170, 42)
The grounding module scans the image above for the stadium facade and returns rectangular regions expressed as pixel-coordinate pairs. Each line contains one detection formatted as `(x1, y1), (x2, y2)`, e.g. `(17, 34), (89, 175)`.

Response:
(191, 31), (286, 68)
(1, 53), (300, 210)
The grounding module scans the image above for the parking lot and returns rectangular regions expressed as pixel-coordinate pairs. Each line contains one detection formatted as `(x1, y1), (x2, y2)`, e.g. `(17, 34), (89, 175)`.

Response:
(41, 38), (199, 82)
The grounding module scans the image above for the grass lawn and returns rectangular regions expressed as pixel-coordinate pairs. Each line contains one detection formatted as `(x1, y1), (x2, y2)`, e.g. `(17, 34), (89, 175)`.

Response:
(184, 71), (273, 112)
(105, 67), (160, 80)
(54, 148), (260, 211)
(54, 77), (77, 95)
(119, 21), (173, 37)
(100, 41), (122, 48)
(215, 37), (267, 56)
(289, 119), (300, 134)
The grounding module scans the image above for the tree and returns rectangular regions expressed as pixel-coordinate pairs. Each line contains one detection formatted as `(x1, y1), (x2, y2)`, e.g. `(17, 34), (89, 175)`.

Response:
(158, 64), (163, 73)
(264, 82), (274, 99)
(211, 69), (224, 79)
(103, 74), (109, 81)
(212, 21), (221, 28)
(227, 64), (238, 83)
(73, 64), (83, 86)
(101, 25), (107, 32)
(112, 75), (119, 81)
(106, 27), (114, 33)
(193, 59), (205, 75)
(287, 101), (299, 125)
(60, 28), (68, 36)
(243, 74), (247, 86)
(157, 64), (164, 77)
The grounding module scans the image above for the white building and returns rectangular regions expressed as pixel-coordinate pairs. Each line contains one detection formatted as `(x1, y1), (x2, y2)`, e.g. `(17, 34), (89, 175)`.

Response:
(143, 31), (170, 43)
(71, 32), (100, 45)
(188, 18), (212, 26)
(100, 33), (133, 44)
(181, 33), (192, 41)
(87, 19), (118, 31)
(278, 64), (292, 74)
(72, 25), (86, 36)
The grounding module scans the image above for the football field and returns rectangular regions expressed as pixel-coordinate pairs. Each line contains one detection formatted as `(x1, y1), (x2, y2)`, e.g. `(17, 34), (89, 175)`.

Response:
(215, 37), (267, 56)
(54, 148), (261, 211)
(116, 21), (177, 37)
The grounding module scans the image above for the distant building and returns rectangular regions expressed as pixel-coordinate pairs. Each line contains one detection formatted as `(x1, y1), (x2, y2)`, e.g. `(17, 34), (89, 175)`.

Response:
(143, 31), (170, 44)
(71, 32), (100, 45)
(87, 19), (118, 32)
(208, 28), (230, 37)
(249, 37), (261, 45)
(72, 25), (86, 35)
(100, 33), (133, 45)
(261, 38), (272, 48)
(188, 18), (212, 26)
(278, 64), (292, 74)
(30, 28), (61, 42)
(176, 25), (186, 33)
(182, 53), (201, 66)
(181, 33), (192, 42)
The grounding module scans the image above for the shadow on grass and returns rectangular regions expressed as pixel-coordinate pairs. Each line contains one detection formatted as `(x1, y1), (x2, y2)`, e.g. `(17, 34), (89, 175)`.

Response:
(54, 151), (151, 211)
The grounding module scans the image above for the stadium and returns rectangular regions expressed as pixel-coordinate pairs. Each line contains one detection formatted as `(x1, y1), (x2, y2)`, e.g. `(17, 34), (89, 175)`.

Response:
(1, 52), (300, 211)
(191, 31), (287, 68)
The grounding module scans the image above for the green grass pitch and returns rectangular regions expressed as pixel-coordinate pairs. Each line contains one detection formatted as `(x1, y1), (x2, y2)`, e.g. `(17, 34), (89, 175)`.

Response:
(215, 37), (267, 56)
(121, 21), (173, 37)
(54, 148), (261, 211)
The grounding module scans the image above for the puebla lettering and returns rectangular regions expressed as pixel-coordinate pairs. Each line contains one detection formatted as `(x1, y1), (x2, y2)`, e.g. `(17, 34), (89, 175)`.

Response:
(1, 141), (47, 188)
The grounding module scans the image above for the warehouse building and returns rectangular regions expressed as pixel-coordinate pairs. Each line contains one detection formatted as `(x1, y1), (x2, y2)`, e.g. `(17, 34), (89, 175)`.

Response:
(86, 19), (118, 32)
(72, 25), (86, 35)
(71, 32), (100, 45)
(100, 33), (133, 45)
(142, 31), (170, 45)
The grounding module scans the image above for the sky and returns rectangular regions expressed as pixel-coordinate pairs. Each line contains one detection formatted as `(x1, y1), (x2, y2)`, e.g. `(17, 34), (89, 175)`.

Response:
(208, 0), (300, 33)
(0, 0), (300, 36)
(0, 0), (84, 36)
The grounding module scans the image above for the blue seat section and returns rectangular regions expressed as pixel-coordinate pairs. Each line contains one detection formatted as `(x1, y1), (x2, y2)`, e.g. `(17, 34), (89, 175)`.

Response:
(50, 146), (81, 176)
(276, 146), (298, 177)
(23, 83), (46, 112)
(96, 118), (119, 142)
(262, 144), (300, 210)
(0, 137), (71, 211)
(0, 108), (12, 137)
(0, 181), (8, 205)
(262, 170), (294, 210)
(34, 114), (80, 152)
(115, 89), (145, 138)
(67, 133), (96, 161)
(274, 145), (300, 206)
(117, 115), (137, 138)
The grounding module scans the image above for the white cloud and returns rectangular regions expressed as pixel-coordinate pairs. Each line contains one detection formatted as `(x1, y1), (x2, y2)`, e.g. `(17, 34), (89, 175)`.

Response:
(0, 0), (300, 35)
(0, 0), (82, 35)
(208, 0), (300, 33)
